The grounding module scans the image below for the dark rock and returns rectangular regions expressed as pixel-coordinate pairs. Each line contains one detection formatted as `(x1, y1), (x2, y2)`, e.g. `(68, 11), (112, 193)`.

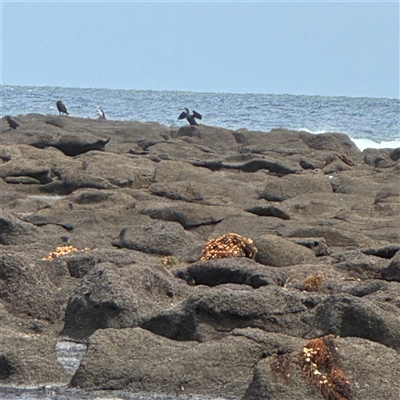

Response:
(0, 116), (399, 398)
(289, 237), (330, 256)
(258, 171), (333, 202)
(0, 251), (72, 322)
(0, 325), (70, 386)
(324, 280), (388, 297)
(176, 257), (287, 288)
(299, 131), (360, 155)
(390, 147), (400, 161)
(45, 116), (67, 128)
(223, 156), (300, 174)
(61, 262), (181, 339)
(0, 354), (16, 380)
(0, 160), (53, 184)
(114, 218), (198, 259)
(70, 327), (265, 396)
(41, 172), (117, 195)
(66, 254), (97, 278)
(73, 189), (113, 204)
(244, 336), (400, 400)
(382, 251), (400, 282)
(309, 293), (400, 350)
(245, 204), (291, 220)
(362, 245), (400, 259)
(4, 176), (41, 184)
(363, 148), (399, 168)
(31, 134), (110, 157)
(137, 201), (246, 229)
(0, 212), (43, 245)
(254, 234), (317, 267)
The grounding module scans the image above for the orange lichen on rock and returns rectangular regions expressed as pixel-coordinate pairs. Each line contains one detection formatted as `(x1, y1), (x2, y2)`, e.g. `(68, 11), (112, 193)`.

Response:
(159, 255), (179, 268)
(200, 233), (257, 261)
(270, 352), (292, 383)
(300, 335), (352, 400)
(303, 274), (324, 292)
(42, 246), (90, 261)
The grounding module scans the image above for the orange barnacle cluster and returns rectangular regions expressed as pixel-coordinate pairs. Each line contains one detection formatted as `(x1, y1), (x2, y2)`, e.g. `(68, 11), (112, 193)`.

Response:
(300, 336), (352, 400)
(302, 274), (324, 292)
(200, 233), (257, 261)
(42, 246), (90, 261)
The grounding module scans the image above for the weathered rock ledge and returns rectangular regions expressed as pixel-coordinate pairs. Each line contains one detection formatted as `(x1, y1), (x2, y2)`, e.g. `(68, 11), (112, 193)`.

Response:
(1, 114), (399, 399)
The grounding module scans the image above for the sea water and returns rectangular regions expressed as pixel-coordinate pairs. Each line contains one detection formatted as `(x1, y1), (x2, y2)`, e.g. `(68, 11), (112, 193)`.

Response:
(1, 85), (399, 151)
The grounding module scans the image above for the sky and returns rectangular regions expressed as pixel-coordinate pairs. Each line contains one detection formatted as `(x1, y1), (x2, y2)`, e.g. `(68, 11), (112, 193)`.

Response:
(1, 1), (399, 99)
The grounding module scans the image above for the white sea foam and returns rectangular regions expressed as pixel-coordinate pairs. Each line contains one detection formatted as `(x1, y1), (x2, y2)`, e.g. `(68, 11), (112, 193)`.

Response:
(299, 127), (330, 135)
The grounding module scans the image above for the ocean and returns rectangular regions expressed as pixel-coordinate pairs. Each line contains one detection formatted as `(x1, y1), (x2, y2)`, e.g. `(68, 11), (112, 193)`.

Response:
(1, 85), (399, 151)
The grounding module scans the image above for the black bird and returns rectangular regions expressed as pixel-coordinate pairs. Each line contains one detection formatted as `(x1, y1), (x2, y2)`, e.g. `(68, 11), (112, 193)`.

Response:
(178, 108), (202, 126)
(56, 101), (69, 115)
(5, 116), (19, 129)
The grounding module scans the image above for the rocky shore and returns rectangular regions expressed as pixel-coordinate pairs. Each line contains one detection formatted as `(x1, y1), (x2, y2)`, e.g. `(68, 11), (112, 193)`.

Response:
(0, 114), (399, 400)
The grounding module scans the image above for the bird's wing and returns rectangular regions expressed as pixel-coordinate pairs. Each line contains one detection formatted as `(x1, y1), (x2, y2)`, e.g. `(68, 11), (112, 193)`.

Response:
(193, 110), (202, 120)
(178, 111), (187, 120)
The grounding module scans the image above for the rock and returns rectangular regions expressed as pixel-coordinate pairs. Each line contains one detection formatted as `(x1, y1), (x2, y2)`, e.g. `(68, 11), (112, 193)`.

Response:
(0, 212), (43, 245)
(244, 335), (400, 400)
(258, 171), (333, 202)
(289, 237), (330, 256)
(113, 217), (198, 260)
(363, 148), (399, 168)
(137, 201), (247, 229)
(141, 285), (317, 342)
(382, 250), (400, 281)
(299, 131), (360, 155)
(309, 293), (400, 350)
(0, 115), (399, 399)
(362, 244), (400, 259)
(61, 261), (186, 339)
(176, 257), (287, 288)
(0, 326), (70, 386)
(70, 327), (264, 396)
(254, 234), (317, 267)
(31, 133), (110, 156)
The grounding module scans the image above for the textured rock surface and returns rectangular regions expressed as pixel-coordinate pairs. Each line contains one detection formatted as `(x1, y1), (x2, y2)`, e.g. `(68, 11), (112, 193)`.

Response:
(0, 114), (399, 399)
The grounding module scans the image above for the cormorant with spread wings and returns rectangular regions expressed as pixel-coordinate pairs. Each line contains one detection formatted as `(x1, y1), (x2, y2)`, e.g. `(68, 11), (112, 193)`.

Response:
(178, 108), (202, 126)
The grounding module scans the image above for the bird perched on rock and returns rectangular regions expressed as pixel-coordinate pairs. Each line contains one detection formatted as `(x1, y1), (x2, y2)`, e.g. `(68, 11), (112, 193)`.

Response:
(56, 101), (69, 115)
(97, 107), (106, 119)
(178, 108), (202, 126)
(5, 116), (19, 130)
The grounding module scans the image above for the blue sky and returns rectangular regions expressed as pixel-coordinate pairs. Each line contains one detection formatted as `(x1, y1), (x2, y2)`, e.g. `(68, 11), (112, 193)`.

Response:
(1, 1), (399, 98)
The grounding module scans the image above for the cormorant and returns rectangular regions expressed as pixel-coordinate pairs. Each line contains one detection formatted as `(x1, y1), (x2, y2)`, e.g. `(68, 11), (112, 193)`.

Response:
(56, 101), (69, 115)
(5, 116), (19, 130)
(97, 107), (106, 119)
(178, 108), (202, 126)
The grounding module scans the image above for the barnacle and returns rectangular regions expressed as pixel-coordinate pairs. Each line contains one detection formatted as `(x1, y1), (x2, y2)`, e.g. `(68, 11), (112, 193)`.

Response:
(200, 233), (257, 261)
(42, 246), (90, 261)
(300, 335), (352, 400)
(159, 255), (179, 268)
